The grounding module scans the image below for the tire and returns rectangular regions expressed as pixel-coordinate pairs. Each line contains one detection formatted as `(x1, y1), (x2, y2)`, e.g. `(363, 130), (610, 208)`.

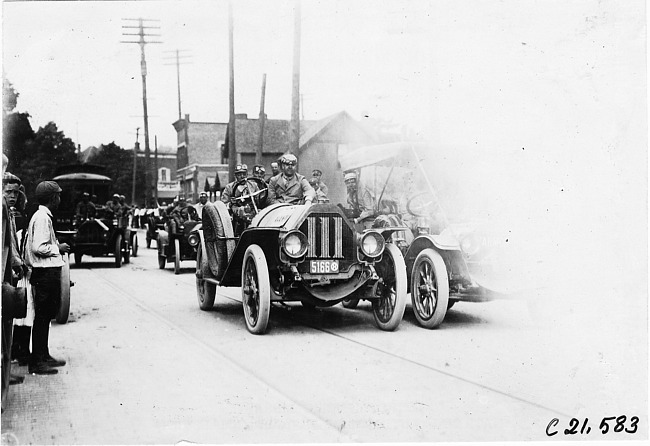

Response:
(202, 201), (235, 280)
(341, 297), (360, 309)
(114, 234), (123, 268)
(173, 238), (181, 275)
(123, 234), (130, 265)
(56, 253), (71, 324)
(410, 248), (449, 329)
(241, 245), (271, 334)
(146, 233), (152, 249)
(158, 254), (166, 269)
(74, 251), (83, 267)
(372, 244), (407, 331)
(131, 234), (139, 257)
(196, 244), (216, 310)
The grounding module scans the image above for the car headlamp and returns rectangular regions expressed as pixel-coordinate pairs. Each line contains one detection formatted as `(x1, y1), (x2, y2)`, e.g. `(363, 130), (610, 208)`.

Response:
(359, 231), (385, 258)
(188, 233), (200, 247)
(281, 230), (308, 258)
(460, 235), (480, 256)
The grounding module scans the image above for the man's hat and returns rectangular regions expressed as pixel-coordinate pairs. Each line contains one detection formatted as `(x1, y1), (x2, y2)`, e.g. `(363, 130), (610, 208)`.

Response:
(82, 192), (90, 197)
(199, 192), (208, 197)
(235, 164), (248, 174)
(344, 171), (358, 181)
(3, 172), (21, 185)
(280, 153), (297, 165)
(253, 165), (266, 174)
(312, 169), (322, 176)
(35, 181), (62, 200)
(270, 162), (279, 168)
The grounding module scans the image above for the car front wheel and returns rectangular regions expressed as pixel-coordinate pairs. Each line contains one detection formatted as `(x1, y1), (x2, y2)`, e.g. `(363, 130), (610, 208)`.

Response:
(173, 238), (181, 275)
(372, 243), (407, 331)
(131, 234), (138, 257)
(410, 248), (449, 329)
(241, 244), (270, 334)
(196, 244), (216, 310)
(114, 234), (123, 268)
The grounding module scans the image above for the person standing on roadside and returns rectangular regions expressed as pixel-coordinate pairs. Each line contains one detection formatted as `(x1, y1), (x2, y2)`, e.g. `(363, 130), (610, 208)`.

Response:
(23, 181), (70, 375)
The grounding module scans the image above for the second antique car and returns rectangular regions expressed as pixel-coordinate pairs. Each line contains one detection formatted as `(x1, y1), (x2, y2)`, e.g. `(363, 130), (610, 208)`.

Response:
(338, 142), (542, 328)
(157, 206), (200, 275)
(194, 183), (408, 334)
(52, 165), (137, 268)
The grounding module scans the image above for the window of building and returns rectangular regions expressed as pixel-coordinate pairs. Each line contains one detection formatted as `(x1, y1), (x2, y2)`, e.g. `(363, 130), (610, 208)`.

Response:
(159, 168), (169, 182)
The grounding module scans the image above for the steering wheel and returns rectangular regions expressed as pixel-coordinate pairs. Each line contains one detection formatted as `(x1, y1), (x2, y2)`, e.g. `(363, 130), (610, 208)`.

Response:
(231, 177), (268, 208)
(406, 192), (437, 217)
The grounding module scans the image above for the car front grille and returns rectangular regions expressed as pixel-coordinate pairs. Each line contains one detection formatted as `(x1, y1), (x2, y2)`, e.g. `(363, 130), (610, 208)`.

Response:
(300, 214), (354, 260)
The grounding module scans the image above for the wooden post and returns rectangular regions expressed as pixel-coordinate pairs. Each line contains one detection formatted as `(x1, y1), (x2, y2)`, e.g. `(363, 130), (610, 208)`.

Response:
(289, 0), (301, 156)
(256, 73), (267, 166)
(227, 1), (236, 182)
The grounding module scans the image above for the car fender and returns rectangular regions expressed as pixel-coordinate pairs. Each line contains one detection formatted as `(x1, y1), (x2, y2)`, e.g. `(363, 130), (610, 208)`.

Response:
(157, 229), (169, 254)
(404, 234), (471, 286)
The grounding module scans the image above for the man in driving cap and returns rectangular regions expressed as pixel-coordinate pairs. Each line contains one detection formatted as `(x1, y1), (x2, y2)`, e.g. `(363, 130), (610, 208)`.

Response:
(311, 169), (329, 197)
(75, 192), (96, 223)
(253, 165), (266, 182)
(344, 171), (376, 225)
(23, 181), (70, 375)
(220, 164), (248, 208)
(267, 154), (315, 206)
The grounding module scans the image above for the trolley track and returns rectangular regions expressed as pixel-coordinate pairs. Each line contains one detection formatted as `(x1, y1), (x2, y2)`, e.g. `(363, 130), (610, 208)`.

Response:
(87, 262), (570, 422)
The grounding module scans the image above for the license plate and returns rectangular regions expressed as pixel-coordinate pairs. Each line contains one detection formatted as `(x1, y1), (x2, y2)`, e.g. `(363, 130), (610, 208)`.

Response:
(310, 260), (339, 274)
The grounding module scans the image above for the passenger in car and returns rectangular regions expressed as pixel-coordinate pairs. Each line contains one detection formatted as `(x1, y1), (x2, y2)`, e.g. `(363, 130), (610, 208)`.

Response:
(267, 154), (315, 206)
(220, 164), (248, 208)
(311, 169), (329, 197)
(344, 171), (376, 225)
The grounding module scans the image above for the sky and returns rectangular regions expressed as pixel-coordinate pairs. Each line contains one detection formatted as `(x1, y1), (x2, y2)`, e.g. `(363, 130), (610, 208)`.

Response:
(2, 1), (647, 262)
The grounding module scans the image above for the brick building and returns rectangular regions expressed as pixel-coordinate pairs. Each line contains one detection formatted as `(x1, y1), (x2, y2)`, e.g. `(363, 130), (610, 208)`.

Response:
(172, 111), (383, 205)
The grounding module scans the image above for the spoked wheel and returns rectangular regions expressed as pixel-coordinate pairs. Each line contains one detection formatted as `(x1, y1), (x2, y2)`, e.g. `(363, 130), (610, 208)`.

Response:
(411, 248), (449, 329)
(372, 244), (407, 331)
(196, 244), (216, 310)
(123, 235), (130, 265)
(173, 238), (181, 275)
(131, 234), (139, 257)
(241, 245), (270, 334)
(56, 253), (71, 324)
(114, 234), (123, 268)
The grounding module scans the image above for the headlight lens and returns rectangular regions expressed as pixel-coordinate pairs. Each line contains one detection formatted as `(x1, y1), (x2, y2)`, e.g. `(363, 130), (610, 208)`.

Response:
(188, 233), (199, 247)
(281, 231), (308, 258)
(360, 231), (385, 258)
(460, 235), (480, 256)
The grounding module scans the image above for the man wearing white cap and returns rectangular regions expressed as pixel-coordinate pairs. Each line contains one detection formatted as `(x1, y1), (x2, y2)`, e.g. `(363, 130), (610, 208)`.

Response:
(23, 181), (70, 375)
(344, 171), (376, 225)
(267, 154), (315, 206)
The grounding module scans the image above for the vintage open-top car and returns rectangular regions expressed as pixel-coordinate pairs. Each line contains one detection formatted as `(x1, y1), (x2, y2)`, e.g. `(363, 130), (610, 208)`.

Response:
(157, 218), (201, 274)
(194, 181), (408, 334)
(338, 142), (541, 328)
(52, 165), (137, 268)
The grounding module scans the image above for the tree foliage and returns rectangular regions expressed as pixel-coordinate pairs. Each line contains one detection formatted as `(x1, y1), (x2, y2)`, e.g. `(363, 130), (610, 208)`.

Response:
(84, 142), (146, 204)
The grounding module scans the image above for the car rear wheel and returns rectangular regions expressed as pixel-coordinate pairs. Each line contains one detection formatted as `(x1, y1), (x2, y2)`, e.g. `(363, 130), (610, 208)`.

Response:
(196, 244), (216, 310)
(131, 234), (138, 257)
(410, 248), (449, 329)
(242, 245), (270, 334)
(123, 235), (130, 264)
(202, 201), (235, 280)
(114, 234), (123, 268)
(74, 251), (83, 267)
(174, 238), (181, 275)
(56, 253), (71, 324)
(372, 243), (407, 331)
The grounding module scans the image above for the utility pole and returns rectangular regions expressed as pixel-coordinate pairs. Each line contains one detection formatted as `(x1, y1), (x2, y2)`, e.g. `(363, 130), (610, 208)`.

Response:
(154, 135), (159, 205)
(256, 73), (267, 166)
(289, 0), (301, 156)
(121, 18), (161, 208)
(163, 49), (192, 121)
(227, 1), (236, 182)
(132, 127), (140, 205)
